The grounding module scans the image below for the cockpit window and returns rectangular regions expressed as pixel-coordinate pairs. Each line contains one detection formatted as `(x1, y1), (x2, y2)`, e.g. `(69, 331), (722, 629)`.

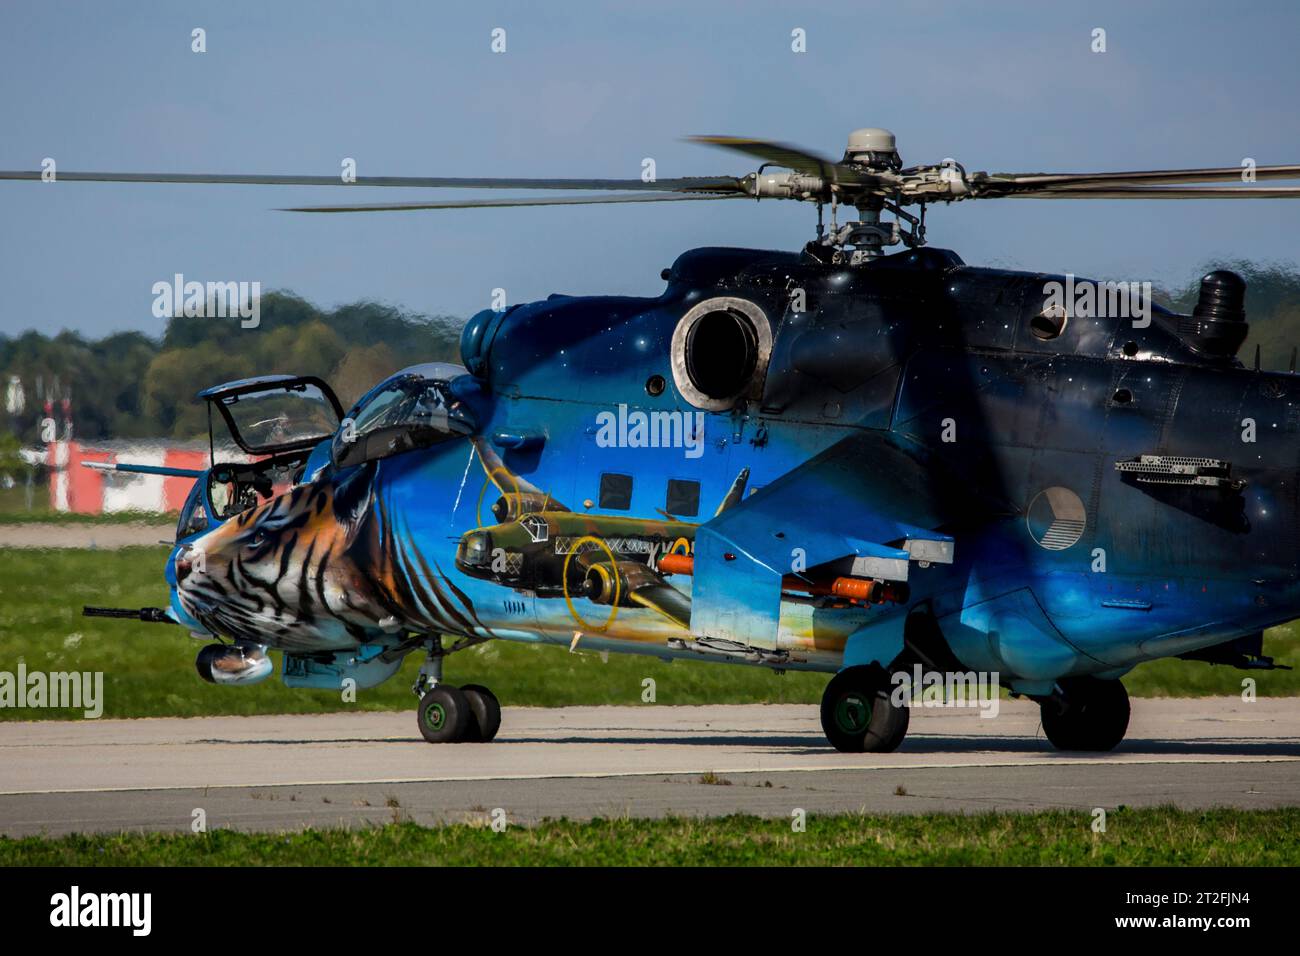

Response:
(177, 481), (209, 539)
(332, 374), (474, 468)
(174, 457), (297, 541)
(207, 469), (267, 520)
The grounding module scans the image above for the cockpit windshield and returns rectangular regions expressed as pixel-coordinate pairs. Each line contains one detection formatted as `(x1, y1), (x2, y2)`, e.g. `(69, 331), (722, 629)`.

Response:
(332, 366), (474, 468)
(177, 480), (210, 539)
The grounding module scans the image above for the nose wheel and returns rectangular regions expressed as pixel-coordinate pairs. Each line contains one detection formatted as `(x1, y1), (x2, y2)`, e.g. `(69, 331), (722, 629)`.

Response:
(417, 683), (502, 743)
(459, 684), (502, 742)
(417, 685), (471, 743)
(412, 636), (502, 743)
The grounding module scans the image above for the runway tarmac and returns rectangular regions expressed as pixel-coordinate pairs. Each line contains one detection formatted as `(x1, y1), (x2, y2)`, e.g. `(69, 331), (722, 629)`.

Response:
(1, 698), (1297, 836)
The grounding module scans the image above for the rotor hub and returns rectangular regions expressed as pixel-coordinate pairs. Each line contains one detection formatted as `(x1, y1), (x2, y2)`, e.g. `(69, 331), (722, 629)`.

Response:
(843, 127), (902, 170)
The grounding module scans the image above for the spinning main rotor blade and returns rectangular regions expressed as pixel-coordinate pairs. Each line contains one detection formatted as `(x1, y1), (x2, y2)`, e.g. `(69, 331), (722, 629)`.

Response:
(0, 169), (744, 193)
(983, 164), (1300, 190)
(6, 134), (1300, 214)
(1004, 185), (1300, 199)
(686, 135), (876, 187)
(280, 192), (747, 212)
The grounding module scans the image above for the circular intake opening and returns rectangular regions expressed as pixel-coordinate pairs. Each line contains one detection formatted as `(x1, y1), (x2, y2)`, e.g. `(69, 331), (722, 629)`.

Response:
(670, 297), (772, 411)
(685, 310), (758, 399)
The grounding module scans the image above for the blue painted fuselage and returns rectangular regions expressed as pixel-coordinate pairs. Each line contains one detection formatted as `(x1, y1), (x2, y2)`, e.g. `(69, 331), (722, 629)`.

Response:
(338, 245), (1298, 691)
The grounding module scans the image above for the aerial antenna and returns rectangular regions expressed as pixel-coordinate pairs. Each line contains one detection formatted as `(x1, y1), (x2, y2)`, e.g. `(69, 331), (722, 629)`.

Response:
(1254, 343), (1261, 371)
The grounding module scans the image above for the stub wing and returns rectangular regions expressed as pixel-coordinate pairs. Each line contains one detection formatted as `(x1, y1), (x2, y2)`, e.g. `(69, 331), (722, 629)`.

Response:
(690, 431), (980, 650)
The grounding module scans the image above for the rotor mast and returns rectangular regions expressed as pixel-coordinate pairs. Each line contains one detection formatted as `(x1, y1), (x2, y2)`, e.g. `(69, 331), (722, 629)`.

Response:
(838, 128), (908, 262)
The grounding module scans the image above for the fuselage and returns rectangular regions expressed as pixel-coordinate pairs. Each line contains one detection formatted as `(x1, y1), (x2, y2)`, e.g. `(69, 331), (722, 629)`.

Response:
(175, 245), (1300, 692)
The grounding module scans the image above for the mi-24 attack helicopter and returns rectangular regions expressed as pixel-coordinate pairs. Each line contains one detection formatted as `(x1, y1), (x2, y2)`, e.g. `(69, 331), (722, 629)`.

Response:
(11, 127), (1300, 752)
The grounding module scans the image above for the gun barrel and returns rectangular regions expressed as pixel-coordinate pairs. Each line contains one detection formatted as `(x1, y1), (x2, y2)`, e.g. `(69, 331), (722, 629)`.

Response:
(82, 606), (173, 623)
(81, 461), (205, 479)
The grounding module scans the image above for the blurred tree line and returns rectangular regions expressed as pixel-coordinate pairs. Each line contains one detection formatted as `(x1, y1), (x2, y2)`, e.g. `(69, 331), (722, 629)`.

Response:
(0, 294), (464, 441)
(1155, 260), (1300, 371)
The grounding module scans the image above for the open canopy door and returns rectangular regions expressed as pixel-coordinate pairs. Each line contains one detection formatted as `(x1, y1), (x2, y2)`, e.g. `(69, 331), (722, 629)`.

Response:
(197, 374), (344, 456)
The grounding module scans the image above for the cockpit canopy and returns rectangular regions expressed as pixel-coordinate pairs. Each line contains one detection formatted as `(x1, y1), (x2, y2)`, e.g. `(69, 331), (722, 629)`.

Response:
(197, 375), (344, 456)
(332, 363), (474, 469)
(173, 375), (346, 542)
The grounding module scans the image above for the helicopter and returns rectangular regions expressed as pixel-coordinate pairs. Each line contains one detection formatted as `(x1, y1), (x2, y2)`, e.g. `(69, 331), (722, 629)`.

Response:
(11, 126), (1300, 752)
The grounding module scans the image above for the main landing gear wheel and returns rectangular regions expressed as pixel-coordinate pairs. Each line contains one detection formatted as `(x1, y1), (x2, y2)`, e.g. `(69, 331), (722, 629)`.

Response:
(1039, 676), (1130, 752)
(460, 684), (502, 742)
(417, 685), (472, 744)
(820, 665), (909, 753)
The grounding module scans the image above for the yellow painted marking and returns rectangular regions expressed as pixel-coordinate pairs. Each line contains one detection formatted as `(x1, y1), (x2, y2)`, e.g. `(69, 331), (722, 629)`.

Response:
(562, 534), (620, 632)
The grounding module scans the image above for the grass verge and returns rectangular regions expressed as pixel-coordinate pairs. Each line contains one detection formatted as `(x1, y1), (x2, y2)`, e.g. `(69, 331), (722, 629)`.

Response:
(2, 807), (1295, 866)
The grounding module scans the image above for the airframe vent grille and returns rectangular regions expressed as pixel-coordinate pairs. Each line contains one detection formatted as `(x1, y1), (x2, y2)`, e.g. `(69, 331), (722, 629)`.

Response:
(1114, 454), (1244, 490)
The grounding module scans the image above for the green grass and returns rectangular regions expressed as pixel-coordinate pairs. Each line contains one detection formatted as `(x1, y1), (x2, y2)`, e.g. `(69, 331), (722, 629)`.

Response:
(2, 807), (1295, 866)
(1124, 627), (1300, 696)
(0, 487), (175, 524)
(0, 484), (46, 519)
(1, 547), (1297, 720)
(0, 512), (178, 525)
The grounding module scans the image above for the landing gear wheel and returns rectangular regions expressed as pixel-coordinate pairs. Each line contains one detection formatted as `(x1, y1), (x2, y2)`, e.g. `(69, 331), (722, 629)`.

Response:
(417, 685), (472, 744)
(460, 684), (502, 742)
(1040, 676), (1130, 752)
(820, 666), (909, 753)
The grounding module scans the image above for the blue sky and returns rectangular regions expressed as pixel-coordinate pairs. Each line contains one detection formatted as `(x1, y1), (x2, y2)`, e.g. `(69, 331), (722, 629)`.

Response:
(2, 0), (1298, 338)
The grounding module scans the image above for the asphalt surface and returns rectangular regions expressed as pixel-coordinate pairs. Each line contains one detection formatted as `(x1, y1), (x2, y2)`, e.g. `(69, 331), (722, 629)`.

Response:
(1, 699), (1297, 836)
